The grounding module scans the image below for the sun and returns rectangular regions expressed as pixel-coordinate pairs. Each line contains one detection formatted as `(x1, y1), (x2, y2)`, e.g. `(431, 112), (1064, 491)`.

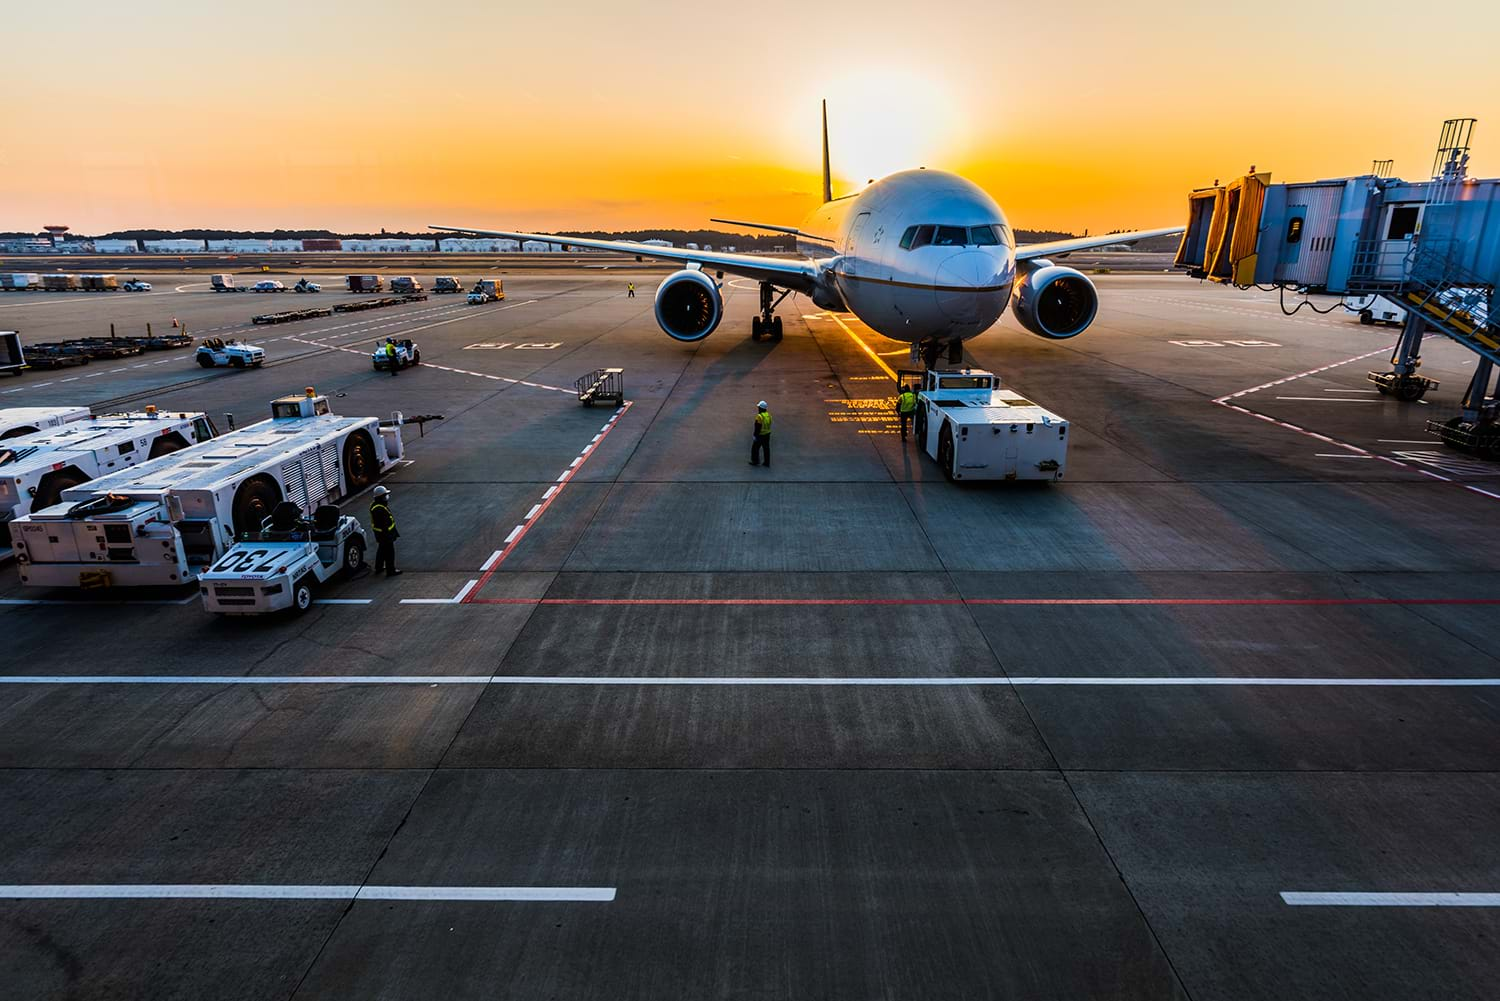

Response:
(805, 69), (969, 190)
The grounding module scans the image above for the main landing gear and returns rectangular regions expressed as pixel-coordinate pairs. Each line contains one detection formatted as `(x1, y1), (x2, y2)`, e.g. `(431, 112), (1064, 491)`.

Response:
(750, 281), (789, 341)
(915, 337), (965, 369)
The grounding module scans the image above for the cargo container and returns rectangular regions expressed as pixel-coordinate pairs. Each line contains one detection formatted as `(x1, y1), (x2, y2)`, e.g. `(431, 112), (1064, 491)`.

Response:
(0, 274), (42, 291)
(433, 276), (463, 293)
(0, 332), (22, 377)
(80, 274), (119, 292)
(346, 274), (383, 293)
(210, 274), (242, 292)
(42, 274), (80, 292)
(390, 276), (423, 294)
(471, 278), (505, 300)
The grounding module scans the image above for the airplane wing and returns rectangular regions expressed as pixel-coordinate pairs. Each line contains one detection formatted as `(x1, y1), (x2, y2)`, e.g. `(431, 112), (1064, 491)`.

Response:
(1016, 226), (1184, 261)
(430, 224), (822, 293)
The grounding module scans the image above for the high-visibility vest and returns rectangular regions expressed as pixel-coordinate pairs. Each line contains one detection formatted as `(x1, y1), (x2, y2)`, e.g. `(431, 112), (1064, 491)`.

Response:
(371, 501), (395, 533)
(755, 411), (772, 434)
(898, 391), (917, 413)
(386, 344), (396, 358)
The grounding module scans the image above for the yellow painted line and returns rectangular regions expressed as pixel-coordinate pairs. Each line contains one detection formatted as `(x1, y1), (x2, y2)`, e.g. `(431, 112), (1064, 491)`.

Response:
(827, 313), (899, 382)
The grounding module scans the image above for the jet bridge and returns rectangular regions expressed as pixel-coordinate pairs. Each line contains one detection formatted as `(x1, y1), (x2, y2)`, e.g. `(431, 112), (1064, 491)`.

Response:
(1176, 119), (1500, 455)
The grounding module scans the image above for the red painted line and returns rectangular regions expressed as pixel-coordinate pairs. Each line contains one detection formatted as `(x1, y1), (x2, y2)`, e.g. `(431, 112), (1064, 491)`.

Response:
(462, 596), (1500, 607)
(463, 402), (632, 602)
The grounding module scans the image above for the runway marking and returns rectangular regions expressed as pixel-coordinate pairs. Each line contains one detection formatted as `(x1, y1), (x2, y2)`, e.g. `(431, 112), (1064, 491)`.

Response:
(0, 596), (198, 606)
(311, 598), (372, 605)
(463, 596), (1500, 607)
(481, 549), (503, 571)
(1315, 453), (1374, 458)
(462, 402), (631, 600)
(1274, 396), (1381, 402)
(398, 579), (479, 605)
(827, 313), (900, 381)
(1281, 892), (1500, 907)
(0, 884), (616, 902)
(6, 675), (1500, 687)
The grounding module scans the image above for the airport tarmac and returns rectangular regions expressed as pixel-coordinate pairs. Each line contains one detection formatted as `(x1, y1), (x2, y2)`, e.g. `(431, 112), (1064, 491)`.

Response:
(2, 266), (1497, 1000)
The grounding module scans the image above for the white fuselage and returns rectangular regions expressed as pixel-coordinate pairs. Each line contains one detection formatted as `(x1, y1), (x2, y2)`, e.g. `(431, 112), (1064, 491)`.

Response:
(794, 169), (1017, 343)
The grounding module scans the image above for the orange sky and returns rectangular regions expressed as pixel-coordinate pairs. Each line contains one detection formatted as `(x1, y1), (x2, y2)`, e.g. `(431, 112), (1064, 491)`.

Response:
(7, 0), (1500, 236)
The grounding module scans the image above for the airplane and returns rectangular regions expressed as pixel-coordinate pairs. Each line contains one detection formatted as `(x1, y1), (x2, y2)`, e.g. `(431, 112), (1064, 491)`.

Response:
(434, 102), (1182, 368)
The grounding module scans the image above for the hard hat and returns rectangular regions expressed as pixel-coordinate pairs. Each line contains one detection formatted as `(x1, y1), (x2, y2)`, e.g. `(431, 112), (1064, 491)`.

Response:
(757, 400), (767, 409)
(373, 485), (390, 497)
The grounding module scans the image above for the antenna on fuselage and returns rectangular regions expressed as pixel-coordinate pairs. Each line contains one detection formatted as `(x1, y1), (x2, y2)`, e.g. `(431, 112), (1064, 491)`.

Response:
(821, 99), (833, 204)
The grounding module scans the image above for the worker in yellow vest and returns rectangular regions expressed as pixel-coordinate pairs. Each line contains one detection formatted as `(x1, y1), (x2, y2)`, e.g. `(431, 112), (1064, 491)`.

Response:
(895, 384), (918, 442)
(627, 282), (636, 298)
(385, 338), (399, 377)
(750, 401), (772, 467)
(370, 485), (401, 576)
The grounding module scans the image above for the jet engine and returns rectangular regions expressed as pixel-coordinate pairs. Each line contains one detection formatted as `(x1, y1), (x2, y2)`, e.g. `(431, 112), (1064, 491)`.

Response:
(1011, 264), (1098, 340)
(653, 269), (723, 342)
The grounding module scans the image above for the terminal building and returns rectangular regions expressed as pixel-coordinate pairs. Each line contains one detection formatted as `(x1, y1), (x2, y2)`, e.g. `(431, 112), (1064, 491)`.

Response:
(1177, 119), (1500, 456)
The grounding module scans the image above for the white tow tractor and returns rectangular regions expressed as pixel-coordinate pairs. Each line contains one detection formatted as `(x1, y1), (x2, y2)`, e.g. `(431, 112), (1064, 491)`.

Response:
(372, 338), (420, 371)
(196, 337), (266, 369)
(293, 278), (322, 293)
(200, 501), (366, 614)
(122, 279), (153, 292)
(909, 368), (1069, 482)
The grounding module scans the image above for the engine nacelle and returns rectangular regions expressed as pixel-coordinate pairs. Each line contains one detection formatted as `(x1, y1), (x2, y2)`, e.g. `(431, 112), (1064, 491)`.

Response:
(1011, 265), (1098, 340)
(654, 269), (723, 342)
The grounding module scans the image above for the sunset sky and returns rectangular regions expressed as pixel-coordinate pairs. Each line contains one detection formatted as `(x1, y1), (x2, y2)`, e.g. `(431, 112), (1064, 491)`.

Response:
(7, 0), (1500, 237)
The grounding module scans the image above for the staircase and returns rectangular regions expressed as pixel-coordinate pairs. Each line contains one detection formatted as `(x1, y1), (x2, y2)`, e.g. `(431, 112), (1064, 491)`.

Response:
(1399, 248), (1499, 364)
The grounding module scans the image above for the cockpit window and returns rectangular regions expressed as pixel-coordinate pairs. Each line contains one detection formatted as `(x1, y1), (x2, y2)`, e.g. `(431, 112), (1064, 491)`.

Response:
(900, 223), (1013, 250)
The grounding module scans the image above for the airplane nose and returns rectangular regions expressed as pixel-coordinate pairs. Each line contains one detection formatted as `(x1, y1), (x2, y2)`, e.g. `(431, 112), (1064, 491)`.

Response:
(935, 250), (1009, 322)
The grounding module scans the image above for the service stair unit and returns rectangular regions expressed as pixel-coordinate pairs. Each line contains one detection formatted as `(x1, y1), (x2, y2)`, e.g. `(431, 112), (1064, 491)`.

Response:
(10, 391), (403, 589)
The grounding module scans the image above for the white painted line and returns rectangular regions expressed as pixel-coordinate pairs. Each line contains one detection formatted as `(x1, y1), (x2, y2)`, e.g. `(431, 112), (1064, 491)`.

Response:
(0, 387), (23, 394)
(453, 579), (479, 603)
(525, 504), (542, 520)
(1379, 439), (1441, 444)
(556, 471), (569, 482)
(1315, 453), (1373, 459)
(542, 486), (556, 499)
(1274, 396), (1382, 403)
(1467, 486), (1500, 500)
(568, 457), (583, 468)
(311, 598), (373, 605)
(1281, 892), (1500, 907)
(503, 526), (522, 544)
(8, 676), (1500, 687)
(59, 376), (79, 383)
(0, 596), (198, 606)
(591, 434), (602, 443)
(398, 598), (465, 605)
(481, 549), (503, 571)
(0, 884), (616, 902)
(1324, 389), (1379, 394)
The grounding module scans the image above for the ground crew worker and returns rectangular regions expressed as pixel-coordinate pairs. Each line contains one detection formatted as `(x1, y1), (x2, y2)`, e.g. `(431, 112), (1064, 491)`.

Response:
(749, 401), (772, 467)
(627, 282), (636, 298)
(896, 383), (918, 442)
(370, 485), (400, 576)
(385, 338), (399, 376)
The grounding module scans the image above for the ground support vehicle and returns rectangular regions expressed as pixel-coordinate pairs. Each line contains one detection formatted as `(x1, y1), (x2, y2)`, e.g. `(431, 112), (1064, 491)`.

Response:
(346, 275), (383, 293)
(333, 294), (426, 314)
(252, 280), (286, 293)
(196, 338), (265, 368)
(1344, 293), (1407, 326)
(467, 291), (490, 305)
(0, 274), (43, 292)
(0, 406), (91, 440)
(293, 279), (322, 293)
(131, 332), (194, 350)
(0, 409), (215, 525)
(433, 277), (462, 293)
(210, 275), (245, 292)
(1, 332), (24, 377)
(52, 337), (142, 360)
(122, 279), (153, 292)
(372, 339), (420, 371)
(10, 391), (403, 588)
(200, 502), (366, 614)
(80, 275), (119, 292)
(252, 307), (333, 325)
(909, 368), (1069, 482)
(42, 275), (81, 292)
(471, 278), (504, 301)
(390, 276), (423, 294)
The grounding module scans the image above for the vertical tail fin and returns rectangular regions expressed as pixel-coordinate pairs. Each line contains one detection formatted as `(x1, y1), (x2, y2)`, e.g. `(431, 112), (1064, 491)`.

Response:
(821, 99), (833, 203)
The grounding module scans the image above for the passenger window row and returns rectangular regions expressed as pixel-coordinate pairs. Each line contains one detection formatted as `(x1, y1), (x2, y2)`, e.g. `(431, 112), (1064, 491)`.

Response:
(898, 224), (1013, 250)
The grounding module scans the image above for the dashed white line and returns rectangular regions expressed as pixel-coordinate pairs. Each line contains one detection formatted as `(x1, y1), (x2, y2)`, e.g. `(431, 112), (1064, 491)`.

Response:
(0, 884), (616, 903)
(525, 503), (542, 520)
(1281, 892), (1500, 907)
(503, 526), (522, 544)
(481, 549), (504, 571)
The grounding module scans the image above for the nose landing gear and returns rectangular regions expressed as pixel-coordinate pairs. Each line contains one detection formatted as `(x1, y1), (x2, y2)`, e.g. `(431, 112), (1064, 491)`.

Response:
(914, 337), (966, 369)
(751, 281), (789, 341)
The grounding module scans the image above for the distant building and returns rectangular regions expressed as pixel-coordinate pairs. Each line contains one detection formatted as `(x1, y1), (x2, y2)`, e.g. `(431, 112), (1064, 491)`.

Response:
(269, 240), (303, 253)
(642, 239), (672, 248)
(207, 239), (273, 253)
(521, 240), (568, 252)
(341, 238), (439, 253)
(439, 237), (520, 253)
(92, 239), (139, 253)
(143, 239), (207, 253)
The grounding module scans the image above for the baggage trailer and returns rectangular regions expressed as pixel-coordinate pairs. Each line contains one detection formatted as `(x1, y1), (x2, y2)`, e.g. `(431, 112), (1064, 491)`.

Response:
(0, 409), (215, 532)
(1, 331), (24, 377)
(0, 274), (43, 292)
(346, 274), (383, 293)
(10, 390), (404, 589)
(909, 368), (1069, 482)
(0, 405), (92, 440)
(42, 275), (81, 292)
